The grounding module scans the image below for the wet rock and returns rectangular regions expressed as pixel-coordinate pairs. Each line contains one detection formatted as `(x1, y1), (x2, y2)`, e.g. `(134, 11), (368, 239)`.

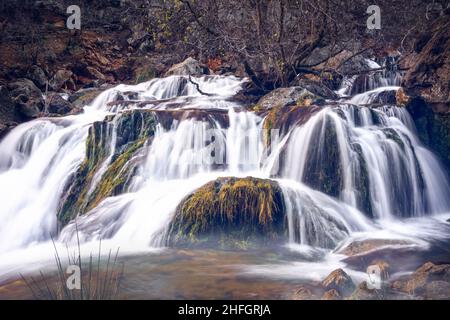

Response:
(395, 88), (410, 107)
(337, 239), (413, 256)
(291, 286), (314, 300)
(321, 289), (342, 300)
(165, 57), (208, 77)
(58, 109), (158, 226)
(339, 54), (376, 76)
(348, 281), (379, 300)
(46, 93), (77, 115)
(255, 86), (323, 115)
(167, 177), (286, 248)
(423, 281), (450, 300)
(404, 262), (450, 295)
(403, 11), (450, 173)
(49, 69), (73, 91)
(26, 65), (47, 90)
(7, 79), (44, 119)
(69, 88), (104, 108)
(321, 269), (355, 297)
(289, 79), (339, 100)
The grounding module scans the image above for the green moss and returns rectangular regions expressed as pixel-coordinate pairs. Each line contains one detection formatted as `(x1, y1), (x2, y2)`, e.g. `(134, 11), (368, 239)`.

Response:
(167, 177), (286, 248)
(86, 138), (146, 210)
(58, 110), (158, 226)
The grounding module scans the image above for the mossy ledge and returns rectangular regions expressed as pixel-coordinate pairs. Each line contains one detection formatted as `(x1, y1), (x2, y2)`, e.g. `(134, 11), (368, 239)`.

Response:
(166, 177), (287, 249)
(58, 109), (158, 226)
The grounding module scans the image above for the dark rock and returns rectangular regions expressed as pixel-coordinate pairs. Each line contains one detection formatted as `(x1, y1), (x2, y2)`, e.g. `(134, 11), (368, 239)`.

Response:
(0, 85), (19, 135)
(7, 79), (44, 119)
(26, 65), (47, 90)
(167, 177), (286, 248)
(47, 93), (76, 115)
(407, 97), (450, 174)
(403, 12), (450, 173)
(402, 12), (449, 108)
(289, 79), (339, 100)
(49, 69), (73, 91)
(321, 269), (356, 297)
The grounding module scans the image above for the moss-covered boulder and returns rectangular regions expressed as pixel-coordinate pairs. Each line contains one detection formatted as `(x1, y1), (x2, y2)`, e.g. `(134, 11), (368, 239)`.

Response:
(166, 177), (286, 248)
(58, 109), (158, 226)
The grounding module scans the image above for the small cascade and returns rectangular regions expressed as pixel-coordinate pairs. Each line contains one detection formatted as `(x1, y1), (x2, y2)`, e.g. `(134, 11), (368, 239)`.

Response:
(278, 103), (450, 218)
(338, 57), (403, 96)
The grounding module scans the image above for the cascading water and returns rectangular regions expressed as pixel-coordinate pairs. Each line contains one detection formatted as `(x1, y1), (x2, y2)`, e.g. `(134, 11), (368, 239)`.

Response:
(0, 66), (449, 285)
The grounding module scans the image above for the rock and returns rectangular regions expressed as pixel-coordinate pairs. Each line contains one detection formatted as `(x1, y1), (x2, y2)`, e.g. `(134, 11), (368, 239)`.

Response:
(337, 239), (413, 256)
(164, 57), (208, 77)
(321, 289), (342, 300)
(46, 93), (77, 115)
(338, 54), (376, 76)
(321, 269), (356, 297)
(49, 69), (73, 91)
(423, 281), (450, 300)
(58, 109), (158, 226)
(403, 12), (450, 173)
(348, 281), (379, 300)
(395, 88), (410, 107)
(289, 79), (339, 100)
(404, 262), (450, 295)
(402, 12), (450, 109)
(69, 88), (104, 108)
(0, 85), (20, 135)
(7, 79), (44, 119)
(291, 286), (314, 300)
(167, 177), (286, 248)
(26, 65), (47, 90)
(255, 86), (325, 115)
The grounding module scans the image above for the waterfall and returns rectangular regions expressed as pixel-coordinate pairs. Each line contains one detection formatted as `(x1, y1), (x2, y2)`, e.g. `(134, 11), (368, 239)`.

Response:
(278, 97), (450, 219)
(0, 66), (449, 264)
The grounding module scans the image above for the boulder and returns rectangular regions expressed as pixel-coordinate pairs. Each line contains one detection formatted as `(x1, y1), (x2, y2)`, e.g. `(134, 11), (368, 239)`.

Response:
(165, 57), (208, 77)
(403, 11), (450, 173)
(321, 289), (342, 300)
(291, 286), (314, 300)
(167, 177), (286, 248)
(46, 93), (77, 115)
(402, 11), (450, 109)
(404, 262), (450, 295)
(7, 79), (44, 119)
(321, 269), (356, 297)
(348, 281), (379, 300)
(0, 85), (19, 136)
(337, 239), (413, 256)
(59, 109), (158, 226)
(26, 65), (47, 90)
(49, 69), (73, 91)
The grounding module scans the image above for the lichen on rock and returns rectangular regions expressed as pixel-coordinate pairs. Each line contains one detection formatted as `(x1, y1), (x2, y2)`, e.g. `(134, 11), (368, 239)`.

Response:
(166, 177), (286, 248)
